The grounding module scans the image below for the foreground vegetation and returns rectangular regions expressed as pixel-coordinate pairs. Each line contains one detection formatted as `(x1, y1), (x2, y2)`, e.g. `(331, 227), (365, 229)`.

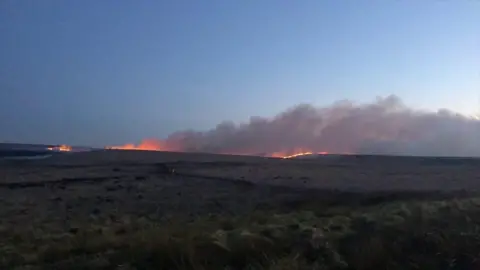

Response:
(2, 191), (480, 270)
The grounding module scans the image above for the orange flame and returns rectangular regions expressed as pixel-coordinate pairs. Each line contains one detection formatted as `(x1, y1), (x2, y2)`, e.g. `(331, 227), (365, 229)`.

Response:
(105, 140), (330, 159)
(280, 151), (329, 159)
(47, 144), (72, 152)
(105, 139), (173, 151)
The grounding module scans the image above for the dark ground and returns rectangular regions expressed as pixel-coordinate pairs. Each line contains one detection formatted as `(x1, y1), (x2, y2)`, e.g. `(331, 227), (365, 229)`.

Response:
(1, 150), (480, 269)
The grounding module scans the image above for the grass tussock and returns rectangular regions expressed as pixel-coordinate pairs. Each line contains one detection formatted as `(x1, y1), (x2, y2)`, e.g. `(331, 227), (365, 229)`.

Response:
(2, 196), (480, 269)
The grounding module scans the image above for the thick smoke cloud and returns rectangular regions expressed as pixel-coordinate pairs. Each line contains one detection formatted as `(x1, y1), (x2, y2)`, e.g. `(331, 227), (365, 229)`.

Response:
(126, 95), (480, 157)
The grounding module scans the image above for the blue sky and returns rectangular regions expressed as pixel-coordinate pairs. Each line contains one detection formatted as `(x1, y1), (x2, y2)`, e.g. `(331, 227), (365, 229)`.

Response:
(0, 1), (478, 146)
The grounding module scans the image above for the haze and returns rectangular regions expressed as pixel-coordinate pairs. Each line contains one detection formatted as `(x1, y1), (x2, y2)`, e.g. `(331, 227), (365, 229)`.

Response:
(0, 1), (478, 151)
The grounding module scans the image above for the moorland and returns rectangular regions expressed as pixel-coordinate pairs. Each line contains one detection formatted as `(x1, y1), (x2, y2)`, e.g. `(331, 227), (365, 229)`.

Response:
(1, 150), (480, 269)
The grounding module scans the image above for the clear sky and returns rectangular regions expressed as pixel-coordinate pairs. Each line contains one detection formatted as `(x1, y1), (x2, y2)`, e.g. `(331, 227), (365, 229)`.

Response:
(0, 1), (478, 146)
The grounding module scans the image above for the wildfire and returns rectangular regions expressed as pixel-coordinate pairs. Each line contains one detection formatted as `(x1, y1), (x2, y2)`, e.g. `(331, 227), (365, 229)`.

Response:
(47, 144), (72, 152)
(105, 139), (172, 151)
(105, 140), (330, 159)
(105, 144), (151, 151)
(281, 151), (329, 159)
(269, 147), (330, 159)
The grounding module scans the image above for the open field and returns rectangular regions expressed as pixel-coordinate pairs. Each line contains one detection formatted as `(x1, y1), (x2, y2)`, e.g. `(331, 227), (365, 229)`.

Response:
(1, 150), (480, 269)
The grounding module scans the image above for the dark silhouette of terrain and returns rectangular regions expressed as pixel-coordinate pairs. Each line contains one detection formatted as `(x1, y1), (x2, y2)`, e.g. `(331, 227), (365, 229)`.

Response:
(2, 150), (480, 269)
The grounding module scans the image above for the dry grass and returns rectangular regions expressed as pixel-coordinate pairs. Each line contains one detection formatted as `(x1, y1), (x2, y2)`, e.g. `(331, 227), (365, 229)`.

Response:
(3, 196), (480, 269)
(1, 150), (480, 269)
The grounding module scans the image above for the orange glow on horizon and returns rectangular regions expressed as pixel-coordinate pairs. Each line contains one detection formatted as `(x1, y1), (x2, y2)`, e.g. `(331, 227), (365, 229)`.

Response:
(105, 139), (171, 151)
(47, 144), (72, 152)
(105, 140), (331, 159)
(280, 151), (329, 159)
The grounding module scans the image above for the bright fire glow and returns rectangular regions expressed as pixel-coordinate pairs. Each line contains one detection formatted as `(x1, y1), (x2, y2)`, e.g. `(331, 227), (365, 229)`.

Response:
(281, 151), (329, 159)
(269, 148), (330, 159)
(47, 144), (72, 152)
(105, 139), (171, 151)
(105, 141), (330, 159)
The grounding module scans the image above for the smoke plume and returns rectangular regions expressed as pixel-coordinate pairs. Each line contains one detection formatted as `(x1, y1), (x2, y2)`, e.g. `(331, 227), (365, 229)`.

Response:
(111, 95), (480, 157)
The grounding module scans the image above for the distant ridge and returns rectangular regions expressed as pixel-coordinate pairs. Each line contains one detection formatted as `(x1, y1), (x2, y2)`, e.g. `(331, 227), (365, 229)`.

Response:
(0, 143), (53, 151)
(0, 149), (53, 158)
(0, 143), (93, 160)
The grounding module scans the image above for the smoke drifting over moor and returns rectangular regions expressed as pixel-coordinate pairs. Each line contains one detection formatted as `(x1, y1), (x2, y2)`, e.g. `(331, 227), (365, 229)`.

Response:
(113, 95), (480, 157)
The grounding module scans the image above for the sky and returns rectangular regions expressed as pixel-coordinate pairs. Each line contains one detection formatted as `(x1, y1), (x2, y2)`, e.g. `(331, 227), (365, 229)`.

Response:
(0, 1), (478, 147)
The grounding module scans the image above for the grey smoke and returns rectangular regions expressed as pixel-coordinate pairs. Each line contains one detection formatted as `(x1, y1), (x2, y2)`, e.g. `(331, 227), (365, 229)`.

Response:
(151, 95), (480, 157)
